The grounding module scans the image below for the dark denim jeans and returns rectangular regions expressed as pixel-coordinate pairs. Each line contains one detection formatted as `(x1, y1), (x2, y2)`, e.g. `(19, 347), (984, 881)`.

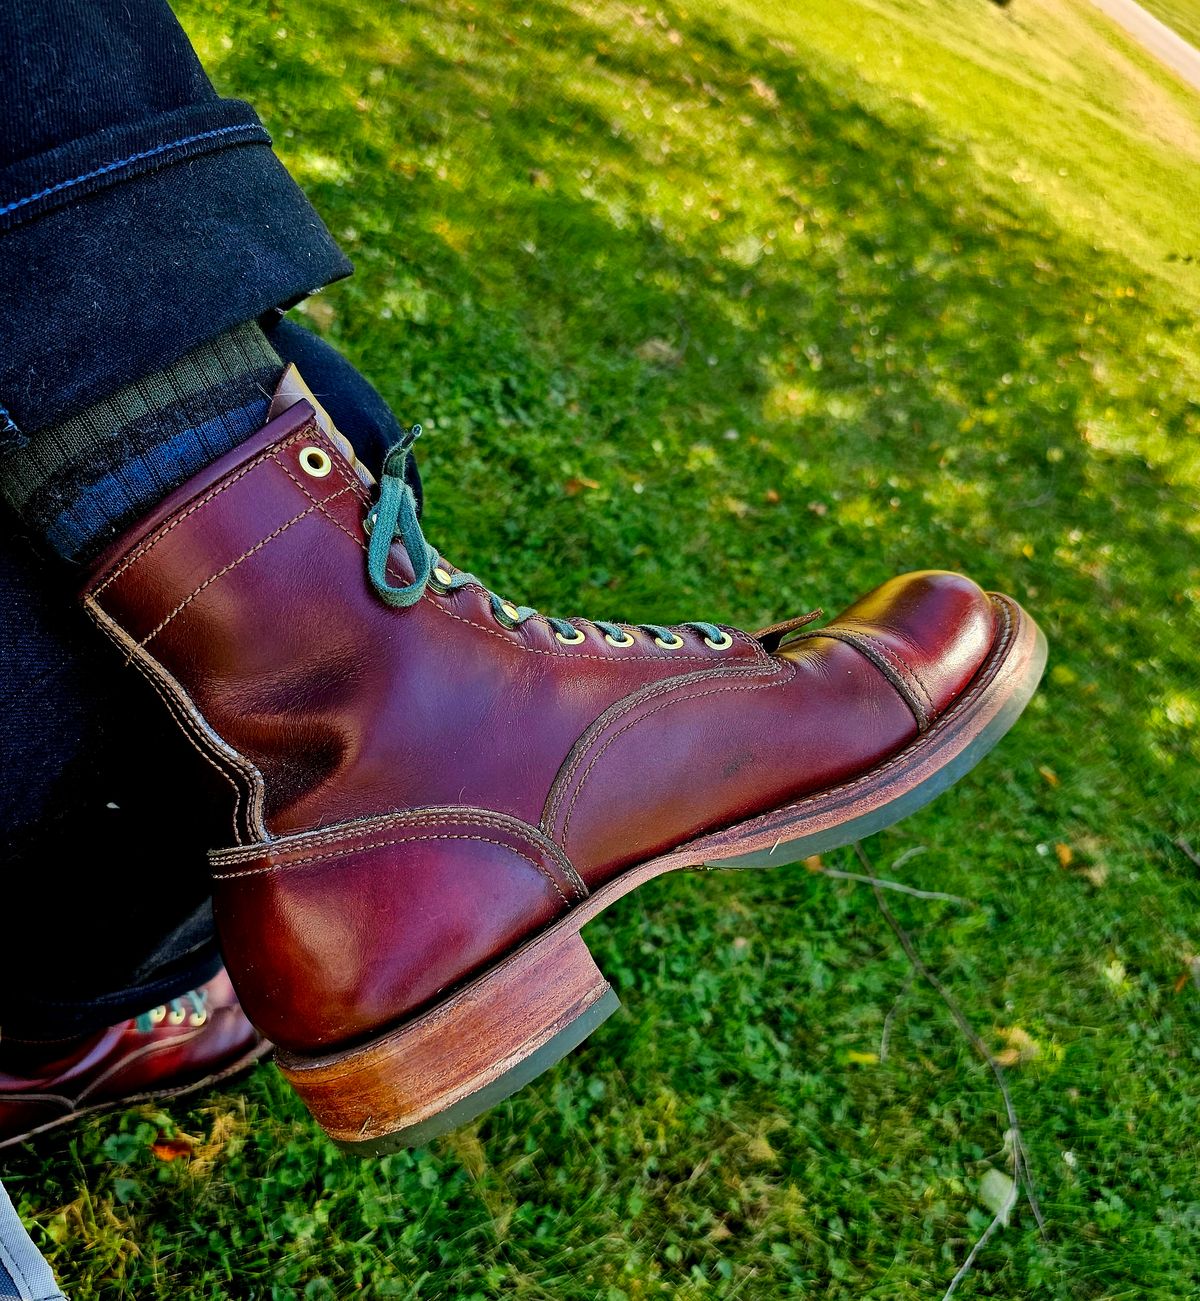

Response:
(0, 3), (403, 1036)
(0, 1180), (65, 1300)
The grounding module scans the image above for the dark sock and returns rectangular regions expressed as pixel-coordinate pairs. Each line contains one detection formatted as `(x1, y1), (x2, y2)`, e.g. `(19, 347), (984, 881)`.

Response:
(1, 323), (282, 563)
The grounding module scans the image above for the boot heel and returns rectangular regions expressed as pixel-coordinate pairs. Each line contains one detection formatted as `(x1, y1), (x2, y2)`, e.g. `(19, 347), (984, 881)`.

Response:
(276, 929), (618, 1154)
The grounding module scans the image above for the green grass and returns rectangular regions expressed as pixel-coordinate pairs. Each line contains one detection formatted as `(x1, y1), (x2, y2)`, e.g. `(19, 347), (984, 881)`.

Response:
(7, 0), (1200, 1295)
(1140, 0), (1200, 51)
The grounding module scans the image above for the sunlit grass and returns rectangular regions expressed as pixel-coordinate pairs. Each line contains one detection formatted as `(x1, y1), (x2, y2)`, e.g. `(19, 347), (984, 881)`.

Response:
(8, 0), (1198, 1296)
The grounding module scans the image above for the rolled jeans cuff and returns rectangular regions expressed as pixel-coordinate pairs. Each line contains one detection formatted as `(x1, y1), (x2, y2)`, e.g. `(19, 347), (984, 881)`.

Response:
(0, 98), (352, 436)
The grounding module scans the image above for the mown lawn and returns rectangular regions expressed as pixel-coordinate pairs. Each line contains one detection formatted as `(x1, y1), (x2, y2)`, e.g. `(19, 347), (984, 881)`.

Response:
(5, 0), (1199, 1296)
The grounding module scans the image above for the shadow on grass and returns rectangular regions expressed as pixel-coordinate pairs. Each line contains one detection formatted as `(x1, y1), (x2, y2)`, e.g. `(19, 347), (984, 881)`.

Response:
(10, 1), (1198, 1298)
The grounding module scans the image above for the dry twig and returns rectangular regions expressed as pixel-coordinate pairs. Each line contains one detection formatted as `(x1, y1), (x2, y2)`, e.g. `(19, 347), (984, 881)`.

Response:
(851, 841), (1046, 1297)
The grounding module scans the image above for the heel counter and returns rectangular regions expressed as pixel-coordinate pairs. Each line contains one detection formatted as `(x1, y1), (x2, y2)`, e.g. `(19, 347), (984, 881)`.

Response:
(210, 809), (584, 1053)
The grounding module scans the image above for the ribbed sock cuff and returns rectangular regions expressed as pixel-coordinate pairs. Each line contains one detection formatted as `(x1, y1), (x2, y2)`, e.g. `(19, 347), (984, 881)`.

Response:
(1, 323), (281, 563)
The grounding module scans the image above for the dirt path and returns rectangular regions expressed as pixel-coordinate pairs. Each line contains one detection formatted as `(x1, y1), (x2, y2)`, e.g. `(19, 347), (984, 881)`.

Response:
(1088, 0), (1200, 91)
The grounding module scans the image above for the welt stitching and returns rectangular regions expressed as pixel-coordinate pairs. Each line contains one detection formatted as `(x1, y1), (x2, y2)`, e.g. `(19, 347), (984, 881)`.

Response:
(560, 662), (798, 848)
(770, 598), (1014, 814)
(0, 124), (267, 218)
(212, 833), (571, 905)
(92, 429), (312, 597)
(544, 661), (781, 826)
(138, 484), (355, 647)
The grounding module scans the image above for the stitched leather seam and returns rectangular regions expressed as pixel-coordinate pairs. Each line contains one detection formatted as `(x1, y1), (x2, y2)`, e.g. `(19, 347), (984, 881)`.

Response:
(212, 832), (571, 905)
(836, 622), (936, 713)
(211, 808), (559, 857)
(83, 594), (265, 843)
(91, 428), (314, 598)
(543, 659), (783, 828)
(768, 597), (1014, 814)
(210, 808), (588, 900)
(559, 661), (798, 850)
(138, 484), (357, 647)
(807, 627), (930, 732)
(73, 1031), (206, 1103)
(87, 596), (248, 836)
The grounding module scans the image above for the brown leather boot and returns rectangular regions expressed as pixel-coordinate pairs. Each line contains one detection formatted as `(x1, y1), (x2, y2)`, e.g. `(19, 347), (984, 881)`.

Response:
(0, 971), (268, 1150)
(81, 368), (1045, 1152)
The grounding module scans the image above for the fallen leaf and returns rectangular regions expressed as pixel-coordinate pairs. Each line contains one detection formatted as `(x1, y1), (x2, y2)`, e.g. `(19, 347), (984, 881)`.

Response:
(847, 1050), (879, 1065)
(803, 854), (823, 872)
(1173, 955), (1200, 994)
(1038, 765), (1060, 788)
(1055, 843), (1074, 869)
(635, 337), (684, 365)
(563, 476), (600, 496)
(1080, 863), (1109, 888)
(979, 1168), (1017, 1226)
(748, 76), (779, 107)
(764, 488), (781, 504)
(993, 1025), (1040, 1067)
(151, 1133), (197, 1163)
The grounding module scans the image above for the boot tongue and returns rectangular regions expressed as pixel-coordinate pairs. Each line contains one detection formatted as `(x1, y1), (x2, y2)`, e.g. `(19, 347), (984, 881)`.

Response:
(754, 609), (825, 652)
(268, 365), (377, 491)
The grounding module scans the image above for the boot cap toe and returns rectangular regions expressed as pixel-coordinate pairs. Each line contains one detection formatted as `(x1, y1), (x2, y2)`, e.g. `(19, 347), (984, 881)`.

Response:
(827, 569), (997, 725)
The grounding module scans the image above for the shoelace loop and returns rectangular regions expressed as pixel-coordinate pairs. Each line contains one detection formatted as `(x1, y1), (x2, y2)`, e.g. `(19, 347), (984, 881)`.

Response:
(366, 432), (731, 648)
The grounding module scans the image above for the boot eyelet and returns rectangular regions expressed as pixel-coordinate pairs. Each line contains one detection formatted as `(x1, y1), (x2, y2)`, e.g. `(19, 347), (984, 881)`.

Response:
(167, 1008), (187, 1026)
(299, 446), (333, 478)
(498, 602), (521, 624)
(362, 509), (376, 538)
(188, 1011), (208, 1027)
(431, 566), (454, 592)
(555, 627), (586, 645)
(149, 1006), (167, 1025)
(604, 630), (636, 648)
(654, 632), (684, 650)
(704, 630), (734, 650)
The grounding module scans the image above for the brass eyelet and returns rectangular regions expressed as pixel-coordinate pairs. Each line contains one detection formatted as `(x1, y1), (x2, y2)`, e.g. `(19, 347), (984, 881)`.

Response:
(189, 1011), (208, 1027)
(498, 601), (521, 624)
(433, 567), (453, 586)
(704, 630), (734, 651)
(149, 1006), (167, 1025)
(654, 632), (685, 650)
(604, 630), (636, 648)
(299, 445), (333, 478)
(167, 1008), (187, 1026)
(555, 627), (586, 645)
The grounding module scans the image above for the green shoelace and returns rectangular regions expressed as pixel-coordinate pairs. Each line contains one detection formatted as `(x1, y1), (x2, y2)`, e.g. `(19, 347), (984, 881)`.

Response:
(134, 988), (207, 1034)
(366, 429), (731, 649)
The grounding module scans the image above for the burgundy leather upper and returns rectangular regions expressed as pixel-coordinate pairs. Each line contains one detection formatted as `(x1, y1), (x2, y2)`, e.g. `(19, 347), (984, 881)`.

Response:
(0, 971), (263, 1147)
(83, 389), (999, 1052)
